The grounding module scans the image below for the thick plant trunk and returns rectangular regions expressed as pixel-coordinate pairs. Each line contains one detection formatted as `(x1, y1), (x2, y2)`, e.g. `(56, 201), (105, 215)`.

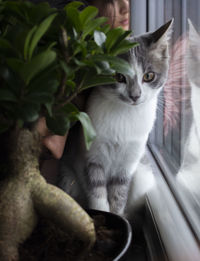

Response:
(0, 128), (96, 261)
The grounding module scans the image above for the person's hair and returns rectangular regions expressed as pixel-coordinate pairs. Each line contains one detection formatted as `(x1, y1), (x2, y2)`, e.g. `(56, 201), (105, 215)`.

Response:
(43, 0), (115, 19)
(86, 0), (115, 27)
(29, 0), (88, 9)
(32, 0), (116, 27)
(29, 1), (116, 26)
(61, 0), (114, 7)
(86, 0), (114, 4)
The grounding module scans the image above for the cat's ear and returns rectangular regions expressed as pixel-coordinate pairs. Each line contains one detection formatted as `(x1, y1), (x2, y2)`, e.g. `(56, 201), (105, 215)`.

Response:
(187, 19), (200, 76)
(151, 19), (174, 44)
(148, 19), (174, 58)
(188, 19), (200, 48)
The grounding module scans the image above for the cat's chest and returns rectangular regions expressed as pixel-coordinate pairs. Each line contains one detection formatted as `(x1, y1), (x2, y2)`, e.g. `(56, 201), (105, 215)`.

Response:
(87, 96), (157, 143)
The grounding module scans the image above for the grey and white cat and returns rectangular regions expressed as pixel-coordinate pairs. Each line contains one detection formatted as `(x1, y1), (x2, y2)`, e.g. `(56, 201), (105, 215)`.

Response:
(58, 20), (173, 215)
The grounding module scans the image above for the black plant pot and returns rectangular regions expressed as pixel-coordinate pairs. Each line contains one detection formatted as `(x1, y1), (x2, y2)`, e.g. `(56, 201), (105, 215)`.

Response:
(87, 209), (132, 261)
(19, 208), (132, 261)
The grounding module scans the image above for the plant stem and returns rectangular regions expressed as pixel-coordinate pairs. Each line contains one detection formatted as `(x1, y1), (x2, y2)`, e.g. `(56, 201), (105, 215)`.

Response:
(0, 128), (96, 260)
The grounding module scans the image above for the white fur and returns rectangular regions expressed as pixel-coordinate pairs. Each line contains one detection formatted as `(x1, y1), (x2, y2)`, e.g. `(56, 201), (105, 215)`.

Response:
(87, 87), (159, 142)
(86, 87), (160, 178)
(87, 182), (110, 212)
(125, 157), (156, 218)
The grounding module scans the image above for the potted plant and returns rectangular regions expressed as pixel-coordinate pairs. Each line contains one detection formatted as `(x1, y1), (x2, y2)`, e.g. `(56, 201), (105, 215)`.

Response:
(0, 0), (136, 260)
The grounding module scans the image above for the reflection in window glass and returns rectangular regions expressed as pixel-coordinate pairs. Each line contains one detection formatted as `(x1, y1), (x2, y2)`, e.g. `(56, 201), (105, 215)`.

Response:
(177, 18), (200, 236)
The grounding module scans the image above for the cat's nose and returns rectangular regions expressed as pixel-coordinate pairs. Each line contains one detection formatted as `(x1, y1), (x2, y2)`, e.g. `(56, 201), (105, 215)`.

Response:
(130, 95), (141, 102)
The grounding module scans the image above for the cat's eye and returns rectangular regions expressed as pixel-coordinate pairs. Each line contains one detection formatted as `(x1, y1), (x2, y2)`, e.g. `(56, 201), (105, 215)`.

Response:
(115, 73), (126, 83)
(143, 72), (155, 82)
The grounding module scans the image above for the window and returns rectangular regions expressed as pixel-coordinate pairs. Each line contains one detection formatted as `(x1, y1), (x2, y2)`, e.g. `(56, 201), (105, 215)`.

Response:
(130, 1), (200, 260)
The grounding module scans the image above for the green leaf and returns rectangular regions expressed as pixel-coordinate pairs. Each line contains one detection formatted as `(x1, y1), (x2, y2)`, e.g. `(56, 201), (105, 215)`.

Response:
(66, 7), (81, 33)
(82, 74), (116, 90)
(101, 24), (111, 34)
(53, 103), (96, 148)
(28, 2), (56, 24)
(7, 50), (56, 85)
(47, 41), (57, 50)
(3, 25), (29, 55)
(18, 102), (40, 122)
(105, 56), (133, 76)
(0, 38), (17, 57)
(80, 6), (98, 26)
(94, 60), (115, 75)
(90, 54), (133, 76)
(45, 102), (53, 117)
(60, 61), (75, 80)
(3, 1), (25, 20)
(86, 39), (103, 54)
(111, 40), (138, 56)
(23, 49), (56, 84)
(6, 58), (25, 78)
(105, 28), (123, 51)
(25, 92), (54, 104)
(74, 57), (89, 67)
(27, 50), (57, 85)
(105, 27), (131, 52)
(94, 30), (106, 47)
(28, 64), (59, 94)
(74, 40), (87, 57)
(76, 112), (96, 150)
(64, 1), (84, 10)
(24, 25), (37, 60)
(66, 80), (76, 90)
(46, 115), (71, 136)
(109, 30), (132, 52)
(82, 17), (107, 39)
(0, 66), (23, 96)
(28, 13), (57, 59)
(60, 103), (79, 114)
(0, 88), (17, 102)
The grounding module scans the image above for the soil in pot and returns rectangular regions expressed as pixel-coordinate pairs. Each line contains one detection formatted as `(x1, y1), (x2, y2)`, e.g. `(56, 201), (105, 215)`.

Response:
(19, 210), (127, 261)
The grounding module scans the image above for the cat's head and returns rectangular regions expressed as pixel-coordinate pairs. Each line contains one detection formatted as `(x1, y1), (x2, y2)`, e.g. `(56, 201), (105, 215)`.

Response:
(102, 20), (173, 106)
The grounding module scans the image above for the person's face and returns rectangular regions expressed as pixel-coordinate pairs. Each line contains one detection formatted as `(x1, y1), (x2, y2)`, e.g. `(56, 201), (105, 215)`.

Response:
(93, 0), (130, 30)
(112, 0), (130, 30)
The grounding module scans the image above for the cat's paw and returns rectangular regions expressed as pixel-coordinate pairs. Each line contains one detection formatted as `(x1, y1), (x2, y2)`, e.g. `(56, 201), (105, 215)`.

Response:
(89, 197), (110, 212)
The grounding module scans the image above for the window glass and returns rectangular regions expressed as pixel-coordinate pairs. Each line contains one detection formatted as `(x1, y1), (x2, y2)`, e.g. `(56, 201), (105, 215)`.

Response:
(130, 0), (200, 241)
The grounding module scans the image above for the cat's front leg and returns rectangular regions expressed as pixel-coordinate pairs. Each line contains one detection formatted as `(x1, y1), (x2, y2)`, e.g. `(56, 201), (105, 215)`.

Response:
(84, 162), (110, 212)
(108, 174), (131, 215)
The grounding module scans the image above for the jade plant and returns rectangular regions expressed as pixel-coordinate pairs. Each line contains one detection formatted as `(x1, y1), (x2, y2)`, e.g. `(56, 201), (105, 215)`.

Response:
(0, 0), (136, 260)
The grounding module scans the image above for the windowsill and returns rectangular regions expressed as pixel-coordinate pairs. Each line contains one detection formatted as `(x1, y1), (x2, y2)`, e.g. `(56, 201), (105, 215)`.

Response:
(142, 148), (200, 261)
(124, 147), (200, 261)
